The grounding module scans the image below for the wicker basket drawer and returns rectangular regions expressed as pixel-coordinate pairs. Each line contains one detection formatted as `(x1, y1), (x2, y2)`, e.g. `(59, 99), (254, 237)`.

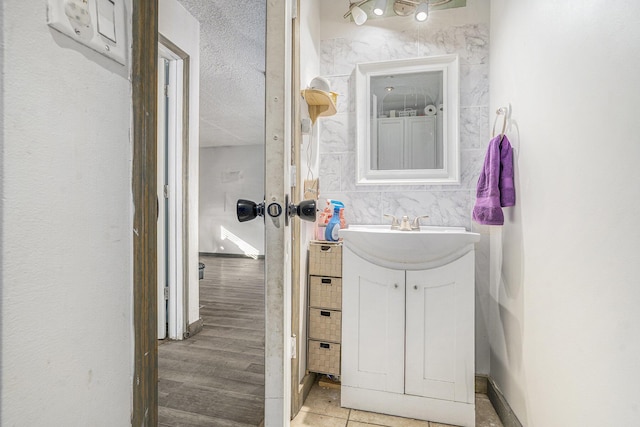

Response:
(308, 308), (342, 342)
(309, 242), (342, 277)
(309, 276), (342, 310)
(307, 340), (341, 376)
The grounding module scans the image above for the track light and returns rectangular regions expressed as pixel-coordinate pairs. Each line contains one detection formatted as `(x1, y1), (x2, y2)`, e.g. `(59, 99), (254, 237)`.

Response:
(344, 1), (369, 25)
(415, 1), (429, 22)
(351, 4), (368, 25)
(373, 0), (387, 16)
(345, 0), (448, 26)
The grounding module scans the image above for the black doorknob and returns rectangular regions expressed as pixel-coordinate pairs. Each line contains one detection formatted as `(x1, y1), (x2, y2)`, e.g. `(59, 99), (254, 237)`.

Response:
(236, 199), (264, 222)
(288, 199), (317, 222)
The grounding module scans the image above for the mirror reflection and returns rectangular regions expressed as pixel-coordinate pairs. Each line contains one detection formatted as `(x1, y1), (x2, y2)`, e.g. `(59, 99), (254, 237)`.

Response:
(370, 71), (444, 171)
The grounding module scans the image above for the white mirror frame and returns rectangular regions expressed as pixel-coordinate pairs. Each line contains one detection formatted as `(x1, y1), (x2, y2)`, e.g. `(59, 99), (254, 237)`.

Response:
(356, 54), (460, 185)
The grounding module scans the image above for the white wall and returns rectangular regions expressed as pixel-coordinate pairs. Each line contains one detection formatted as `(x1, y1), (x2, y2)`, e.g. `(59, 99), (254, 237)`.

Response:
(199, 145), (265, 256)
(489, 1), (640, 426)
(1, 1), (133, 425)
(317, 0), (492, 374)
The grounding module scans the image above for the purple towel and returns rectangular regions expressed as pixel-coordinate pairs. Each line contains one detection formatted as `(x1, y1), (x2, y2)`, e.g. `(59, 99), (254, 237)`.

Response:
(472, 135), (515, 225)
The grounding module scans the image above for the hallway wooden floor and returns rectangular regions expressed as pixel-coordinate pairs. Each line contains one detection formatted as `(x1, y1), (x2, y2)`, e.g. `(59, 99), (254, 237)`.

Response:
(159, 255), (265, 427)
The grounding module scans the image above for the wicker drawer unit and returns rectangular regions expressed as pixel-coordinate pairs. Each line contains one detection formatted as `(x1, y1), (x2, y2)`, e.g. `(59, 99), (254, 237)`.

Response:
(309, 242), (342, 277)
(307, 241), (343, 376)
(309, 276), (342, 310)
(307, 340), (341, 376)
(308, 308), (342, 342)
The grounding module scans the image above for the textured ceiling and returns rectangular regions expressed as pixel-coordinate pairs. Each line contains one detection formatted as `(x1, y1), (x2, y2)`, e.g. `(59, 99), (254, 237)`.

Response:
(178, 0), (266, 147)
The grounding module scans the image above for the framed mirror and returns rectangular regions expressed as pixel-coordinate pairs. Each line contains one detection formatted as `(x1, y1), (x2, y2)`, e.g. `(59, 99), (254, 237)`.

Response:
(355, 55), (460, 185)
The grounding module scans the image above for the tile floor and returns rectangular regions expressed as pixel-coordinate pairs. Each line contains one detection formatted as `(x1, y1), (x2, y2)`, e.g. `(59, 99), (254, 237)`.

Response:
(292, 381), (503, 427)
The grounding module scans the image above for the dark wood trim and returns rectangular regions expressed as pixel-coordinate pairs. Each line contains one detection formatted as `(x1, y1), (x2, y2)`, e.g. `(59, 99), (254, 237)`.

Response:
(132, 0), (158, 425)
(181, 51), (191, 337)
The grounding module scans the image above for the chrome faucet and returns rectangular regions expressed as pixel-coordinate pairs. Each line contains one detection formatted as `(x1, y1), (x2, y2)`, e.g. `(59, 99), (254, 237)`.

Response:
(384, 214), (430, 231)
(411, 215), (430, 230)
(384, 214), (400, 230)
(399, 215), (412, 231)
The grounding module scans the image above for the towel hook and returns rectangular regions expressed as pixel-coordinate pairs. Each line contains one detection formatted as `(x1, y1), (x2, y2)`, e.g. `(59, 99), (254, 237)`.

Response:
(492, 106), (509, 140)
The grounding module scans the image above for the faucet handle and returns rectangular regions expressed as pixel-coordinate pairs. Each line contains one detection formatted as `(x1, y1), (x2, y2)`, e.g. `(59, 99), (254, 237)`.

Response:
(411, 215), (430, 230)
(384, 214), (400, 229)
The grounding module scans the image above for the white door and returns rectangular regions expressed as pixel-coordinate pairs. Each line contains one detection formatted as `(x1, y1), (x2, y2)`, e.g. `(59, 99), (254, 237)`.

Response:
(405, 252), (475, 403)
(264, 0), (294, 424)
(157, 57), (169, 339)
(157, 45), (187, 340)
(342, 247), (405, 394)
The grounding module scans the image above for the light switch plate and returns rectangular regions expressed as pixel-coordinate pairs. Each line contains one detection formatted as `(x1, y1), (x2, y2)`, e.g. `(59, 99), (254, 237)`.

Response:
(47, 0), (127, 65)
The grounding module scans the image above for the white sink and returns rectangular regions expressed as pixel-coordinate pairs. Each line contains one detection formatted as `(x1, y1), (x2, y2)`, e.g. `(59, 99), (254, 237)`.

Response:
(339, 224), (480, 270)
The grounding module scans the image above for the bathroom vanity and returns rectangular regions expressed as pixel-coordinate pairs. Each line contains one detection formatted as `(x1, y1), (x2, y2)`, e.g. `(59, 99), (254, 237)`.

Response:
(339, 225), (479, 427)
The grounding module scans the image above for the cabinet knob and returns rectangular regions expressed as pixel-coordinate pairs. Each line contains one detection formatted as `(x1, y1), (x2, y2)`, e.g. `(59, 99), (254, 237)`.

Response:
(394, 283), (398, 289)
(413, 285), (418, 290)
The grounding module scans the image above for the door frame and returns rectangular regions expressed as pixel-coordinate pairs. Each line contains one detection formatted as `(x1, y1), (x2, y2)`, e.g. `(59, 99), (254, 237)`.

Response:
(157, 37), (191, 340)
(132, 0), (292, 425)
(132, 0), (158, 424)
(264, 0), (294, 424)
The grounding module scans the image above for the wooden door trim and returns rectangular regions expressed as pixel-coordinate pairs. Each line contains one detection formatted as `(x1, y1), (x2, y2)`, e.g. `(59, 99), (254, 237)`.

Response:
(132, 0), (158, 425)
(290, 0), (302, 417)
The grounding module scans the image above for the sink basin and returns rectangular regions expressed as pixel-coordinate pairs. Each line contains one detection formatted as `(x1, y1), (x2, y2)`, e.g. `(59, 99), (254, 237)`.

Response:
(339, 224), (480, 270)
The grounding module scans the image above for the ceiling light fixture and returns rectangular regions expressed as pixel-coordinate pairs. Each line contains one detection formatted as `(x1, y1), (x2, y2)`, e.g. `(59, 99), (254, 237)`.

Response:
(415, 0), (429, 22)
(373, 0), (387, 16)
(344, 1), (369, 25)
(344, 0), (451, 25)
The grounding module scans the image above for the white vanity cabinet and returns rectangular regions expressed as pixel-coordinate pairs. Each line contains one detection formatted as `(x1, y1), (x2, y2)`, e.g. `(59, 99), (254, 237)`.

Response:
(341, 244), (476, 427)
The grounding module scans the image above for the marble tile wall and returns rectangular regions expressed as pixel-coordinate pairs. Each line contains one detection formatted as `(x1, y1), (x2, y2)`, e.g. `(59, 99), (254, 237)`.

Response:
(317, 23), (490, 230)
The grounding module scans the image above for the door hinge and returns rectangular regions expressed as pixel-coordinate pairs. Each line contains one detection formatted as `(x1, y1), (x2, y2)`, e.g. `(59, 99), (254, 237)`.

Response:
(163, 184), (169, 199)
(290, 335), (297, 359)
(290, 166), (297, 187)
(164, 287), (169, 300)
(164, 84), (169, 98)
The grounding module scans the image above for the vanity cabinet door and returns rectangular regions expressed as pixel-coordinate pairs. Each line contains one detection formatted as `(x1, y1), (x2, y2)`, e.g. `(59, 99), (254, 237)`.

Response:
(405, 251), (475, 404)
(405, 116), (436, 169)
(342, 247), (406, 394)
(376, 118), (404, 170)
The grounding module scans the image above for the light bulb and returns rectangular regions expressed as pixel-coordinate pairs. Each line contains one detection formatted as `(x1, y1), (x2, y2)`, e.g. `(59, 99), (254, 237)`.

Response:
(415, 1), (429, 22)
(351, 5), (368, 25)
(373, 0), (387, 16)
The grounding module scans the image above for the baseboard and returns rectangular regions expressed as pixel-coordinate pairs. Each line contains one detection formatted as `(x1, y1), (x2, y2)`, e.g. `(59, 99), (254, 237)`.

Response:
(486, 376), (524, 427)
(184, 318), (204, 339)
(199, 252), (265, 259)
(300, 372), (317, 404)
(475, 374), (488, 394)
